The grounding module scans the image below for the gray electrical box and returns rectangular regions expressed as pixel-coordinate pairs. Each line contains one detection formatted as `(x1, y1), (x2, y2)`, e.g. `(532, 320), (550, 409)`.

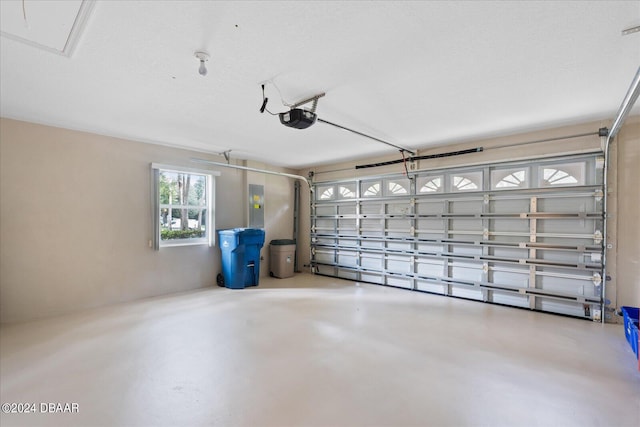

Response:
(248, 184), (264, 228)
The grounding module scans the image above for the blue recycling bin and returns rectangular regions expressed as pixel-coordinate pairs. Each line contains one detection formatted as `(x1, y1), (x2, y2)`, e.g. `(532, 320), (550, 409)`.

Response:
(217, 228), (265, 289)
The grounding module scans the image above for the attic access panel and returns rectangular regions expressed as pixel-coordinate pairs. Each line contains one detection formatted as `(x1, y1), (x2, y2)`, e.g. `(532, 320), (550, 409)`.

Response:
(310, 154), (605, 321)
(0, 0), (94, 56)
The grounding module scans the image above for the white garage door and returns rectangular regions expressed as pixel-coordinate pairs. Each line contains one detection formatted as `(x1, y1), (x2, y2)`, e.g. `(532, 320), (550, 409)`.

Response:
(311, 154), (605, 320)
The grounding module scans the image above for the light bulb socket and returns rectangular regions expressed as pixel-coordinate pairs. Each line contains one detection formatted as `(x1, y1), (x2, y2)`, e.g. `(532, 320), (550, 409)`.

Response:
(198, 61), (207, 76)
(194, 51), (210, 76)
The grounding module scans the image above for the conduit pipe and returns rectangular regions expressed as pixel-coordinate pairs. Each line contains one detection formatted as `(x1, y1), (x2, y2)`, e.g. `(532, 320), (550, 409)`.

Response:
(601, 65), (640, 323)
(191, 158), (312, 190)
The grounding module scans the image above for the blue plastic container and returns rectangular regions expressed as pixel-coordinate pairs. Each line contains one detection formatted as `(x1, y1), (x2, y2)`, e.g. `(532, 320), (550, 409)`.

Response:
(621, 306), (639, 360)
(218, 228), (265, 289)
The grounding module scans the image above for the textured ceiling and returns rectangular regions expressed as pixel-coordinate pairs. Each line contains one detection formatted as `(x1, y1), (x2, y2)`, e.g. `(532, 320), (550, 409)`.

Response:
(1, 1), (639, 168)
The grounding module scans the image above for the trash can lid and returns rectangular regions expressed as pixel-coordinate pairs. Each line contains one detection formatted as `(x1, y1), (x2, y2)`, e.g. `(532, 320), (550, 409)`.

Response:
(218, 228), (265, 235)
(270, 239), (296, 245)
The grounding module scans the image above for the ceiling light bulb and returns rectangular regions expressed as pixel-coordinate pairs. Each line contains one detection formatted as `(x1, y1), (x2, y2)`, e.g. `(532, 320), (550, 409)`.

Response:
(194, 51), (210, 77)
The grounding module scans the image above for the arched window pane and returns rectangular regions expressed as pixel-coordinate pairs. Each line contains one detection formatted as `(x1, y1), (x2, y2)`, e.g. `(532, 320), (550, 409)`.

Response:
(319, 187), (334, 200)
(540, 162), (585, 187)
(451, 171), (482, 192)
(362, 182), (380, 197)
(338, 185), (355, 198)
(418, 176), (442, 193)
(388, 182), (408, 194)
(491, 168), (528, 189)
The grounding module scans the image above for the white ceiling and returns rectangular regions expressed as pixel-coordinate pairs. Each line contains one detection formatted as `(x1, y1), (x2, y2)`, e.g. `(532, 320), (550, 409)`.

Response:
(1, 1), (639, 168)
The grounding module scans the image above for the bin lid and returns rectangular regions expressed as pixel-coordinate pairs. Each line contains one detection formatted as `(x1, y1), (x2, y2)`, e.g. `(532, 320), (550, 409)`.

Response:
(270, 239), (296, 245)
(218, 228), (265, 235)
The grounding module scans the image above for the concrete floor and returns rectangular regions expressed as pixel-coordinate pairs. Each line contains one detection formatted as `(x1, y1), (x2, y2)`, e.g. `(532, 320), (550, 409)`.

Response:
(1, 274), (638, 427)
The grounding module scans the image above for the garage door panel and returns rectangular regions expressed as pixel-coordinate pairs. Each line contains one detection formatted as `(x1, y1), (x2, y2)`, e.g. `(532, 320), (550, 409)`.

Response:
(416, 280), (446, 294)
(450, 200), (482, 214)
(490, 247), (528, 260)
(492, 291), (529, 308)
(386, 256), (411, 273)
(361, 254), (383, 269)
(536, 267), (597, 296)
(315, 237), (335, 246)
(338, 205), (357, 215)
(337, 238), (358, 247)
(337, 251), (358, 267)
(416, 218), (445, 231)
(492, 268), (529, 288)
(450, 244), (482, 257)
(536, 249), (587, 265)
(451, 261), (482, 281)
(387, 218), (411, 232)
(417, 260), (445, 276)
(362, 203), (383, 214)
(536, 236), (595, 247)
(386, 241), (412, 251)
(316, 264), (335, 276)
(538, 299), (589, 318)
(361, 272), (383, 284)
(385, 276), (412, 289)
(491, 218), (529, 233)
(361, 219), (383, 233)
(537, 219), (595, 234)
(537, 197), (594, 213)
(387, 203), (410, 215)
(316, 205), (336, 216)
(360, 239), (384, 248)
(311, 154), (603, 321)
(315, 219), (335, 230)
(451, 286), (483, 300)
(417, 243), (444, 253)
(416, 201), (445, 215)
(338, 269), (358, 280)
(489, 199), (529, 212)
(450, 218), (483, 231)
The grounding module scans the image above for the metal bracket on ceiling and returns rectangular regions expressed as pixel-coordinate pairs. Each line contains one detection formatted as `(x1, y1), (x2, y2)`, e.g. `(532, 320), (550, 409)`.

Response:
(220, 150), (231, 164)
(291, 92), (326, 113)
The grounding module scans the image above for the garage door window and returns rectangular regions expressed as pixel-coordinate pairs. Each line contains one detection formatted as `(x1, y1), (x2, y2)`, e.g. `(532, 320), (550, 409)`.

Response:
(417, 176), (443, 193)
(451, 171), (482, 192)
(491, 168), (529, 190)
(540, 162), (585, 187)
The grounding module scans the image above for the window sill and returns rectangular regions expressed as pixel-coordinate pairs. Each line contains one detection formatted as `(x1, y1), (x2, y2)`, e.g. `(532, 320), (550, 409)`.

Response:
(160, 239), (211, 248)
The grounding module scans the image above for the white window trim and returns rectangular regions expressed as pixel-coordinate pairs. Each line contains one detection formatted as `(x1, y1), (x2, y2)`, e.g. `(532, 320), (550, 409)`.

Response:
(151, 163), (221, 250)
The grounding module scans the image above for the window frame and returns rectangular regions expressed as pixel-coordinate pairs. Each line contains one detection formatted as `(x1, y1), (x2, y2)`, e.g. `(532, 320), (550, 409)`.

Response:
(151, 163), (220, 249)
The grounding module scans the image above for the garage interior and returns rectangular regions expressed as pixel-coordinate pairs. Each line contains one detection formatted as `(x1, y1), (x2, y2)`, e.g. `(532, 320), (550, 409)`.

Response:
(1, 1), (639, 426)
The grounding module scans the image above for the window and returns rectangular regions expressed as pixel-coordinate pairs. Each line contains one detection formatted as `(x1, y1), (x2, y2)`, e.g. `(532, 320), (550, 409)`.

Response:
(491, 168), (529, 190)
(540, 162), (585, 187)
(152, 164), (219, 248)
(338, 185), (356, 199)
(362, 182), (381, 197)
(317, 184), (355, 200)
(384, 179), (409, 196)
(451, 171), (482, 192)
(417, 176), (442, 193)
(319, 186), (334, 200)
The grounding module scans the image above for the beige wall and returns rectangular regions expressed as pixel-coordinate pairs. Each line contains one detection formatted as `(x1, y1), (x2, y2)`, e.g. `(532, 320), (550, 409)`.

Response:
(0, 118), (295, 323)
(615, 115), (640, 309)
(296, 117), (640, 318)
